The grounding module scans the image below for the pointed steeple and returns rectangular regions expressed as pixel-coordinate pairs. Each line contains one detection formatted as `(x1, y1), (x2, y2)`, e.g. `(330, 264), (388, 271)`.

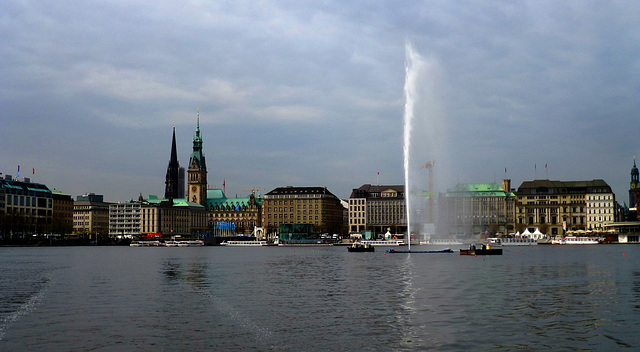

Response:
(188, 108), (207, 204)
(164, 125), (183, 200)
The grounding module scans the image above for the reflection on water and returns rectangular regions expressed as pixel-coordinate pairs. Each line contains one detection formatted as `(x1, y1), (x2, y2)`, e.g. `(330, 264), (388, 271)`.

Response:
(0, 246), (639, 350)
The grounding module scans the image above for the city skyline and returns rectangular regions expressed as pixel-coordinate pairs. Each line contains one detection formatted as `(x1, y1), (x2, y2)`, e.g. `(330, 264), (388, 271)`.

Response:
(2, 1), (639, 202)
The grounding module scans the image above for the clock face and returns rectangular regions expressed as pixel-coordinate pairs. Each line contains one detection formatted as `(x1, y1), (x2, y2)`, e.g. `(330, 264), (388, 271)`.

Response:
(192, 186), (197, 192)
(632, 183), (637, 189)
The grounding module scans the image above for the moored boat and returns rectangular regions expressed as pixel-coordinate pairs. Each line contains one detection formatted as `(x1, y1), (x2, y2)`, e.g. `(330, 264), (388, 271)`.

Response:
(551, 236), (600, 245)
(221, 240), (269, 246)
(360, 240), (405, 246)
(347, 243), (375, 252)
(460, 244), (502, 255)
(484, 237), (538, 246)
(386, 248), (454, 254)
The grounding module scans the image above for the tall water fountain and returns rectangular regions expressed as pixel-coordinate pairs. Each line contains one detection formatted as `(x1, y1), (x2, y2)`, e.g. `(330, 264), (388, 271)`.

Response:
(403, 42), (448, 249)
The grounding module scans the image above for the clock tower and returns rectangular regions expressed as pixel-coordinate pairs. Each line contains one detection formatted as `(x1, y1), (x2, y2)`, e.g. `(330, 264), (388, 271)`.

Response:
(188, 109), (208, 205)
(630, 157), (639, 209)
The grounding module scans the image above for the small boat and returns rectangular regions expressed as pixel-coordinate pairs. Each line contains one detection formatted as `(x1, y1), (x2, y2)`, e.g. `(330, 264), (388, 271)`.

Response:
(386, 248), (454, 254)
(460, 244), (502, 255)
(360, 240), (405, 246)
(221, 240), (269, 246)
(347, 243), (375, 252)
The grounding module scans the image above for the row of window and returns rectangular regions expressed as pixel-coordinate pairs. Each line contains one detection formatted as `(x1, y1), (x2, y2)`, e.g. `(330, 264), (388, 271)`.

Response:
(268, 213), (320, 219)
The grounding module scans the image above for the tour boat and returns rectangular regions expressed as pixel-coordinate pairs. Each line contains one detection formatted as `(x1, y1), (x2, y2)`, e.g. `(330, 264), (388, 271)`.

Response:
(551, 236), (600, 245)
(221, 240), (269, 246)
(484, 237), (538, 246)
(422, 239), (464, 246)
(360, 240), (405, 246)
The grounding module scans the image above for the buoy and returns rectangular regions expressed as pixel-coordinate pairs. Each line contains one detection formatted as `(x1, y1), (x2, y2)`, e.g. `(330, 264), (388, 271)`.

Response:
(515, 250), (517, 253)
(623, 253), (626, 255)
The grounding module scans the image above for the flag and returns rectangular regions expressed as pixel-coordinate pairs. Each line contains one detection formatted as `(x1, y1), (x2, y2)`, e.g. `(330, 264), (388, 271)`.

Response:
(33, 168), (35, 175)
(545, 164), (547, 168)
(17, 165), (19, 178)
(505, 168), (507, 173)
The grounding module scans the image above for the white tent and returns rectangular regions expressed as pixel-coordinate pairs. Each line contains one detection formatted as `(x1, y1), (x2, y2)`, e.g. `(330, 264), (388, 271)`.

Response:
(521, 229), (532, 238)
(532, 228), (545, 239)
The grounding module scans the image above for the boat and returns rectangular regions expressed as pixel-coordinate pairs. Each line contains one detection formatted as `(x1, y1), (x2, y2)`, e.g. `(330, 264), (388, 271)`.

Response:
(422, 239), (464, 246)
(360, 240), (405, 246)
(221, 240), (269, 246)
(164, 240), (204, 247)
(551, 236), (600, 245)
(347, 243), (375, 252)
(484, 237), (538, 246)
(130, 240), (163, 247)
(460, 244), (502, 255)
(177, 240), (204, 247)
(386, 248), (454, 254)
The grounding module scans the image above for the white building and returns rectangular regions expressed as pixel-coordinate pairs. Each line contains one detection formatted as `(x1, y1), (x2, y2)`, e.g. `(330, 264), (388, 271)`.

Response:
(109, 201), (141, 238)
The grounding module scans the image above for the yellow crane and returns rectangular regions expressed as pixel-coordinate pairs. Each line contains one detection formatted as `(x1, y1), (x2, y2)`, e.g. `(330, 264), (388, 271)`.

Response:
(420, 160), (435, 223)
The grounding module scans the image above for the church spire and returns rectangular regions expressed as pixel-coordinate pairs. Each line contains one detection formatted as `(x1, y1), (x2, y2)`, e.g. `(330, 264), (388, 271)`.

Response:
(164, 125), (183, 199)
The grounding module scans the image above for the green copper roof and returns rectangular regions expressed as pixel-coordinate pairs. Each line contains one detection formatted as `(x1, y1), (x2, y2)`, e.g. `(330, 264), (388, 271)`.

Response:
(444, 183), (514, 197)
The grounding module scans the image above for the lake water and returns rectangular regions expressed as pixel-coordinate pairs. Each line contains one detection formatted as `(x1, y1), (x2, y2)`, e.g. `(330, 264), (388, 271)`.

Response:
(1, 244), (639, 351)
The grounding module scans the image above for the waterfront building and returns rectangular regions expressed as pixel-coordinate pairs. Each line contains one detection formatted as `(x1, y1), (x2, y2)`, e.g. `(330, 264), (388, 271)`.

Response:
(73, 193), (111, 237)
(515, 179), (614, 236)
(263, 186), (344, 237)
(164, 126), (185, 199)
(51, 189), (73, 235)
(438, 180), (515, 238)
(205, 189), (263, 236)
(140, 195), (207, 237)
(0, 175), (53, 239)
(348, 184), (406, 235)
(109, 200), (142, 238)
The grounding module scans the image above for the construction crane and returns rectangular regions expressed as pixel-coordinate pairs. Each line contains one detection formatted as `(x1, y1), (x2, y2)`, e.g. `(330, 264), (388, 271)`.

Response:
(420, 160), (435, 223)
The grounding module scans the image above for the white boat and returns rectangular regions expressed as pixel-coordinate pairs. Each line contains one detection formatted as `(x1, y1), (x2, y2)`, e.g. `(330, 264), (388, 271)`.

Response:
(484, 238), (538, 246)
(177, 240), (204, 247)
(422, 239), (464, 246)
(164, 240), (204, 247)
(221, 240), (269, 246)
(130, 241), (150, 247)
(551, 236), (600, 245)
(360, 240), (405, 246)
(130, 240), (165, 247)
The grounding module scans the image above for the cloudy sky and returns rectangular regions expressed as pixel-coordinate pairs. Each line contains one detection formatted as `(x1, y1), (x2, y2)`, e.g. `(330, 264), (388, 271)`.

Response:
(2, 1), (639, 204)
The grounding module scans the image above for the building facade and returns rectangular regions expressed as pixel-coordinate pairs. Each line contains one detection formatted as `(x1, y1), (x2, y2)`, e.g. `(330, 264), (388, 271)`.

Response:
(109, 201), (142, 238)
(205, 189), (263, 236)
(51, 189), (74, 235)
(263, 186), (344, 237)
(348, 184), (406, 235)
(515, 179), (614, 236)
(73, 193), (111, 237)
(0, 175), (53, 239)
(439, 180), (515, 238)
(140, 196), (207, 237)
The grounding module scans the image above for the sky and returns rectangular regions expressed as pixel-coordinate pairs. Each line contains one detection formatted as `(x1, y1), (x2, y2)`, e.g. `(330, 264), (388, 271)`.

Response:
(2, 1), (639, 204)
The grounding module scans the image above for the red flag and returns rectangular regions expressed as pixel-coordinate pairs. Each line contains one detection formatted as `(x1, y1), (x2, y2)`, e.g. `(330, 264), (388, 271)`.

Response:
(33, 168), (35, 175)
